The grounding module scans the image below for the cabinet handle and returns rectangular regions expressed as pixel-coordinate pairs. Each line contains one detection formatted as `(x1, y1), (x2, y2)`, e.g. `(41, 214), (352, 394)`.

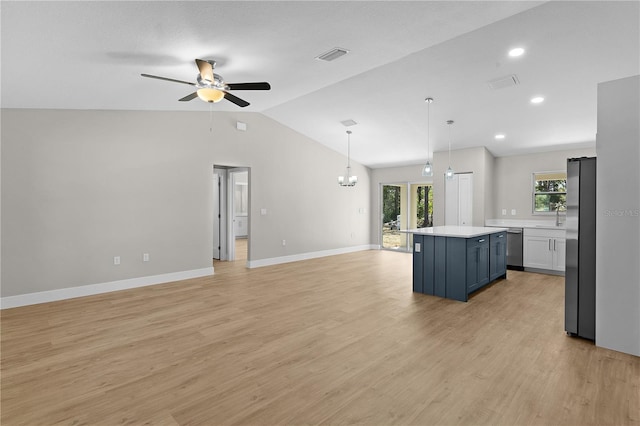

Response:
(549, 239), (552, 251)
(478, 239), (485, 243)
(554, 239), (556, 251)
(498, 234), (504, 238)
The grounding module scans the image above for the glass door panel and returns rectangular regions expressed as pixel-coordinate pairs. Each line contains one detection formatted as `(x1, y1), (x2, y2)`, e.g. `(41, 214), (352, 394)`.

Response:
(410, 183), (433, 229)
(381, 183), (433, 252)
(382, 184), (407, 250)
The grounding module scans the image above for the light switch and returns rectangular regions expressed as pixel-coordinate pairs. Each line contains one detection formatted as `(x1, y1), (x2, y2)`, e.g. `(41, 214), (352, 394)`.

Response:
(415, 243), (421, 252)
(502, 209), (507, 216)
(261, 208), (267, 215)
(511, 209), (517, 216)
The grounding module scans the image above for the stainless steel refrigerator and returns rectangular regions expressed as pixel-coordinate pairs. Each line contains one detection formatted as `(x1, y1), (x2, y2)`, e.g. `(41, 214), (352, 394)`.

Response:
(565, 157), (596, 340)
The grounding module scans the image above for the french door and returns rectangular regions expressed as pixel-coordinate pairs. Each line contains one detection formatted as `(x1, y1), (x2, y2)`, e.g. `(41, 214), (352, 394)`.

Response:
(381, 182), (433, 251)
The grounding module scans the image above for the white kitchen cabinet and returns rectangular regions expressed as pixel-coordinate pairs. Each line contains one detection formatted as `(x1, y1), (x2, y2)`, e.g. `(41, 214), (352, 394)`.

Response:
(553, 237), (566, 271)
(523, 228), (566, 272)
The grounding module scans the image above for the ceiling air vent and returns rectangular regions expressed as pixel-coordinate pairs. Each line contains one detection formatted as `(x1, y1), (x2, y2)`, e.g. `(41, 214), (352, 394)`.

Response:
(487, 74), (520, 90)
(341, 119), (358, 127)
(316, 47), (350, 62)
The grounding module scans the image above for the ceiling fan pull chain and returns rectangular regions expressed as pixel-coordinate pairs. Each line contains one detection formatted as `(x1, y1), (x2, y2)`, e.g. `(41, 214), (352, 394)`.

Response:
(209, 103), (213, 132)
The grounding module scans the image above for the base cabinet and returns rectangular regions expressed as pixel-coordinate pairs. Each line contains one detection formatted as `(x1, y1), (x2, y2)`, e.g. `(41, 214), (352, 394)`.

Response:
(523, 228), (566, 272)
(490, 232), (508, 281)
(466, 236), (490, 293)
(413, 232), (507, 302)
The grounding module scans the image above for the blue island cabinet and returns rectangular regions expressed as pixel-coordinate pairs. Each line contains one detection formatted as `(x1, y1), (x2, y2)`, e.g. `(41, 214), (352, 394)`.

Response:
(411, 228), (507, 302)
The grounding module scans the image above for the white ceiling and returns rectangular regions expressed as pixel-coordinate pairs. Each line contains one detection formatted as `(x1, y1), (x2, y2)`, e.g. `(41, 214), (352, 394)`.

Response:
(2, 1), (639, 168)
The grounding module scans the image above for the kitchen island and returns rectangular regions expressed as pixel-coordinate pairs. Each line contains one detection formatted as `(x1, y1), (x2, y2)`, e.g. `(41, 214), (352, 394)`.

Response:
(408, 226), (508, 302)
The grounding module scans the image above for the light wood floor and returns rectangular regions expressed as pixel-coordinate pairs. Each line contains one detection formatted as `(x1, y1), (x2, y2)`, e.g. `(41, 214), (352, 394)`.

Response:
(234, 237), (247, 262)
(1, 250), (638, 425)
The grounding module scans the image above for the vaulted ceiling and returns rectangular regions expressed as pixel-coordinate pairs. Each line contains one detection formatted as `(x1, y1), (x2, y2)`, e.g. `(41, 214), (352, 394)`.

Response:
(2, 1), (638, 168)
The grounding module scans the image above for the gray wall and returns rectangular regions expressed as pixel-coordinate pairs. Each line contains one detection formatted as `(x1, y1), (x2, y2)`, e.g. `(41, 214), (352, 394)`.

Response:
(432, 146), (494, 226)
(369, 148), (599, 243)
(596, 75), (640, 356)
(1, 109), (370, 298)
(492, 147), (596, 221)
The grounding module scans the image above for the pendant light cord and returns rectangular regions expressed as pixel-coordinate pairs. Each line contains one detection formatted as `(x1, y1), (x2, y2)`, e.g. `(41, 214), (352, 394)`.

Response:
(347, 130), (352, 169)
(209, 103), (213, 132)
(447, 120), (453, 165)
(427, 100), (431, 161)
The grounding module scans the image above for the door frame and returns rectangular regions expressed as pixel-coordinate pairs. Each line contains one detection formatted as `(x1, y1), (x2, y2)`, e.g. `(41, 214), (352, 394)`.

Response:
(379, 180), (433, 252)
(213, 165), (250, 264)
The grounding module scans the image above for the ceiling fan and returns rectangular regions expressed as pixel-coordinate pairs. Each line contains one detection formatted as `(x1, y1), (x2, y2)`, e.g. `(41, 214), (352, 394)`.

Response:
(141, 59), (271, 107)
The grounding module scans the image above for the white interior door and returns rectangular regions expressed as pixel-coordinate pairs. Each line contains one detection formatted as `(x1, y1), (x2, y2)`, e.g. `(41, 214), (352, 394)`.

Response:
(445, 173), (473, 226)
(445, 174), (459, 226)
(458, 173), (473, 226)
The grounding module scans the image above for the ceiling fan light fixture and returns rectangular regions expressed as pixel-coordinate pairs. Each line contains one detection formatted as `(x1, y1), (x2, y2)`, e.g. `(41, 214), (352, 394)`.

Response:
(197, 88), (225, 103)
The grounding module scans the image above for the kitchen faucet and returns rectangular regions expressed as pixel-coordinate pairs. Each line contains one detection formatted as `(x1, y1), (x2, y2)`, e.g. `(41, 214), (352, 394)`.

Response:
(556, 203), (566, 226)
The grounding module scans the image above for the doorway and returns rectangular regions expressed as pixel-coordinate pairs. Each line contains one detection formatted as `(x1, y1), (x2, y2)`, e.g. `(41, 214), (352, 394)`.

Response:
(381, 182), (433, 251)
(213, 166), (250, 264)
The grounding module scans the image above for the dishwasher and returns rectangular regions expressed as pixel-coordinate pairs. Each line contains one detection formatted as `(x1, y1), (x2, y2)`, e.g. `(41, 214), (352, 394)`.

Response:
(506, 228), (524, 270)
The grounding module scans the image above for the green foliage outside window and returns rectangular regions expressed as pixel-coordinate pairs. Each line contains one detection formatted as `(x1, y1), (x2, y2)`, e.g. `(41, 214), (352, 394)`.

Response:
(416, 185), (433, 227)
(533, 173), (567, 212)
(382, 185), (433, 227)
(383, 186), (402, 224)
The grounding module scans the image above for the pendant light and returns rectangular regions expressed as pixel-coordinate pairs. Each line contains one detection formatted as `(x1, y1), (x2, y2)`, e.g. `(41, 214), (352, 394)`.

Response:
(445, 120), (455, 180)
(422, 97), (434, 177)
(338, 130), (357, 186)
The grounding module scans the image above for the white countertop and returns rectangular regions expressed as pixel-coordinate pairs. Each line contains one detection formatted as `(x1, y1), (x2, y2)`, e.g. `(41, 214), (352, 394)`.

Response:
(485, 218), (566, 230)
(404, 226), (508, 238)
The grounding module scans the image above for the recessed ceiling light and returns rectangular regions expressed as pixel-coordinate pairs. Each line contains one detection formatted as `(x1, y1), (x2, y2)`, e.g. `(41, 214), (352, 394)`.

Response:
(531, 96), (545, 104)
(495, 134), (506, 140)
(508, 47), (525, 57)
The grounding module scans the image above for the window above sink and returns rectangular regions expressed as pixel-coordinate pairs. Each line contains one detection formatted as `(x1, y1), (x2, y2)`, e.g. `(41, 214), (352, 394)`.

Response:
(532, 171), (566, 215)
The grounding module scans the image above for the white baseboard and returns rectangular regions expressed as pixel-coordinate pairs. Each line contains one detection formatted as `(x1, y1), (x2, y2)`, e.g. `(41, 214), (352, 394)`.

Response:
(247, 245), (376, 268)
(0, 267), (214, 309)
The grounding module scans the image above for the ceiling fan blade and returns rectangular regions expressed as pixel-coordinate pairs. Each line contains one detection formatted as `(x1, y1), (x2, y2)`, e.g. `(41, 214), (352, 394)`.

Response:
(179, 92), (198, 102)
(223, 92), (250, 108)
(141, 73), (195, 86)
(227, 82), (271, 91)
(195, 59), (214, 83)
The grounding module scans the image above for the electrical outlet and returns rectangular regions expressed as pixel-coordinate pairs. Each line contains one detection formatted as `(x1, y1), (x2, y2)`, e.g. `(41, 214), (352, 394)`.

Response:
(143, 253), (150, 262)
(282, 239), (286, 246)
(114, 256), (120, 265)
(511, 209), (517, 216)
(502, 209), (507, 216)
